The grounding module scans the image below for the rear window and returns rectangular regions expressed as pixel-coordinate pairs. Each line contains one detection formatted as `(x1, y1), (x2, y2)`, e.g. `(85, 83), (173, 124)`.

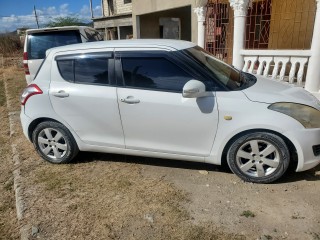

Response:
(28, 30), (81, 59)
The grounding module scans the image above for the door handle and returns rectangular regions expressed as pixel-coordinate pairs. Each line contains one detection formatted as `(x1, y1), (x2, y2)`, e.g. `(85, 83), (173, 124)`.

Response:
(120, 96), (140, 104)
(53, 90), (69, 98)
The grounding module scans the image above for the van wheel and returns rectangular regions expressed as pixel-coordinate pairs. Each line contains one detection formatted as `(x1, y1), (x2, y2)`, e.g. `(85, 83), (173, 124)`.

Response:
(227, 132), (290, 183)
(32, 121), (79, 164)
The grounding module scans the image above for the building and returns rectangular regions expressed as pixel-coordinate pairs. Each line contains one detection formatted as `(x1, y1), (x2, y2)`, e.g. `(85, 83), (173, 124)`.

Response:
(93, 0), (320, 98)
(93, 0), (133, 40)
(132, 0), (206, 43)
(197, 0), (320, 99)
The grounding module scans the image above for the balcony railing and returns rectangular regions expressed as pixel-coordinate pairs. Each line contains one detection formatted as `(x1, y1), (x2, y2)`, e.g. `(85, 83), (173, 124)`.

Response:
(240, 50), (312, 87)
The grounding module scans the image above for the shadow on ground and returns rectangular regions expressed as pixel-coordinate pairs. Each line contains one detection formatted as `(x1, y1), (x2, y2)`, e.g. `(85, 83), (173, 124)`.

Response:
(72, 151), (320, 184)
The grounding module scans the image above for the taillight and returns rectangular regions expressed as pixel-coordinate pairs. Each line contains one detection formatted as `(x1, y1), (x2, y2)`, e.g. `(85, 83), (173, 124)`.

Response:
(21, 84), (43, 105)
(23, 52), (28, 60)
(23, 52), (30, 75)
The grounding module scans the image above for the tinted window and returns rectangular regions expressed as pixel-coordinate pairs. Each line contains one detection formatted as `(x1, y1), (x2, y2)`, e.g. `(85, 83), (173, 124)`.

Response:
(28, 30), (81, 59)
(183, 46), (248, 90)
(57, 60), (74, 82)
(84, 29), (103, 41)
(57, 53), (111, 84)
(121, 57), (193, 92)
(75, 57), (108, 84)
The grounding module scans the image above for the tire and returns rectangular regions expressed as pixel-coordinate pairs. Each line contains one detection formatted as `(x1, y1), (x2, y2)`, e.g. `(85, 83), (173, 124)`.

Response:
(32, 121), (79, 164)
(227, 132), (290, 184)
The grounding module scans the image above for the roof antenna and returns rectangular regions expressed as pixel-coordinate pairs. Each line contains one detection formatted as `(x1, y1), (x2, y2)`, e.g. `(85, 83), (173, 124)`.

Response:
(89, 0), (94, 19)
(34, 5), (39, 28)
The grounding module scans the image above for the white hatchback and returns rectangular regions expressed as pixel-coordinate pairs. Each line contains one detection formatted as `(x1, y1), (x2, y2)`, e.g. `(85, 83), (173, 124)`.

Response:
(20, 39), (320, 183)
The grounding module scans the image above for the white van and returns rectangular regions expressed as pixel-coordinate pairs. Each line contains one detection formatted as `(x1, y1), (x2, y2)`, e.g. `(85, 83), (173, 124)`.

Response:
(23, 26), (102, 84)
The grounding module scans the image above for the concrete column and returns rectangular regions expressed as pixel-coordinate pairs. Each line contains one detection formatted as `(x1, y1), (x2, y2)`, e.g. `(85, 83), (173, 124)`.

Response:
(305, 0), (320, 96)
(194, 7), (206, 48)
(230, 0), (250, 69)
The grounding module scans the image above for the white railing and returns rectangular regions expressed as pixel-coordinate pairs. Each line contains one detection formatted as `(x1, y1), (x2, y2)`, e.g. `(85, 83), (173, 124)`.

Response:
(240, 50), (312, 87)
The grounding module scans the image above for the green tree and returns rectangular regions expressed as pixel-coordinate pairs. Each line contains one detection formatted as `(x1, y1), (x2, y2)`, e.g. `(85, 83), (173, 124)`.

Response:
(46, 16), (84, 27)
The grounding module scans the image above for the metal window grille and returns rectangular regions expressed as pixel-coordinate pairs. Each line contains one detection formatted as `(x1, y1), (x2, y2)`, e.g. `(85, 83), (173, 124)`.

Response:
(245, 0), (316, 50)
(205, 0), (233, 63)
(245, 0), (272, 49)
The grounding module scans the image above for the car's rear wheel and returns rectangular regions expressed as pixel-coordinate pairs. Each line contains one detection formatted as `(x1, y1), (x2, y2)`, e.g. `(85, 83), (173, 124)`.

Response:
(32, 121), (79, 164)
(227, 132), (290, 183)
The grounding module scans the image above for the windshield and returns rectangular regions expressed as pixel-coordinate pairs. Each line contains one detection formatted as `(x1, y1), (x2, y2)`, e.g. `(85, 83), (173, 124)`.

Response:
(183, 46), (254, 90)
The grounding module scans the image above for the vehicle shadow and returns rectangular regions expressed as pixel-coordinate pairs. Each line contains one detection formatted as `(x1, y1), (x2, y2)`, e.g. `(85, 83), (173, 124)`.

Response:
(72, 151), (231, 173)
(278, 164), (320, 183)
(72, 152), (320, 183)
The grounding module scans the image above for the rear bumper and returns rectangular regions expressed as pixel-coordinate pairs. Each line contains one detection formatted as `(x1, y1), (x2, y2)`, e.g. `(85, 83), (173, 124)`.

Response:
(20, 108), (32, 141)
(284, 128), (320, 172)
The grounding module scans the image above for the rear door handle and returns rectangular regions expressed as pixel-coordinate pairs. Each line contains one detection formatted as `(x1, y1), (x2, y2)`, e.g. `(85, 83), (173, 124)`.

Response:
(53, 90), (69, 98)
(120, 96), (140, 104)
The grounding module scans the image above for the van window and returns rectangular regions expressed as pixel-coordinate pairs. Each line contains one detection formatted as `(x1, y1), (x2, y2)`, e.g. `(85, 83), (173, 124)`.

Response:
(28, 31), (81, 59)
(84, 29), (103, 41)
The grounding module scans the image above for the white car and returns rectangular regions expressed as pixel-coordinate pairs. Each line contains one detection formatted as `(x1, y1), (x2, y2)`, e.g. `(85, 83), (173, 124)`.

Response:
(20, 39), (320, 183)
(23, 26), (103, 84)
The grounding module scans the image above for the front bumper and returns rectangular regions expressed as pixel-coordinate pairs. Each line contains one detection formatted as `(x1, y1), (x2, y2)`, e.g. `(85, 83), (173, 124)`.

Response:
(20, 108), (32, 141)
(284, 128), (320, 172)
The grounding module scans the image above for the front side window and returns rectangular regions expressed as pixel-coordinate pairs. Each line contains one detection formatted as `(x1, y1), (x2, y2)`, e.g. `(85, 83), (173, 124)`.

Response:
(121, 57), (193, 92)
(56, 53), (111, 85)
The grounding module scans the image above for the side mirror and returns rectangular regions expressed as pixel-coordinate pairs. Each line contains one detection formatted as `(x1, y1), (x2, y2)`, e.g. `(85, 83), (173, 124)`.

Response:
(182, 80), (207, 98)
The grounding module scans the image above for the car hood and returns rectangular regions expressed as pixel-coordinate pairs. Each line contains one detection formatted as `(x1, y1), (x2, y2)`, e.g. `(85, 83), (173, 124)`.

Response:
(242, 75), (320, 110)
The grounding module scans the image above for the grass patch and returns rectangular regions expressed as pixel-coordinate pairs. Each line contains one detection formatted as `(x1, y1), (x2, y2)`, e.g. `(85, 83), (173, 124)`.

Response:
(240, 210), (255, 218)
(0, 80), (6, 107)
(0, 35), (22, 56)
(34, 168), (74, 192)
(3, 177), (13, 191)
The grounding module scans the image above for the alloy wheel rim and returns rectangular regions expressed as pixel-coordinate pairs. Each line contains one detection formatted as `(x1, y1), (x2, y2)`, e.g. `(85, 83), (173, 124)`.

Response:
(38, 128), (68, 160)
(235, 139), (280, 178)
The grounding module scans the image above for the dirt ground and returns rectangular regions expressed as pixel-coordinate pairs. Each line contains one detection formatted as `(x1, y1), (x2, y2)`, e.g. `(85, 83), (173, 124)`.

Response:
(0, 63), (319, 240)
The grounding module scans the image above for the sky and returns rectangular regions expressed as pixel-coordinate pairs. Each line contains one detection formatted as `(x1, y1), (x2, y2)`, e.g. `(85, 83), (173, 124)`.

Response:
(0, 0), (103, 33)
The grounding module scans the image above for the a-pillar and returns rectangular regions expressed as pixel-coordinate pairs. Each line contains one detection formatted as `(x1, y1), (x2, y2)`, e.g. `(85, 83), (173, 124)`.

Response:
(194, 6), (206, 48)
(230, 0), (250, 70)
(305, 0), (320, 98)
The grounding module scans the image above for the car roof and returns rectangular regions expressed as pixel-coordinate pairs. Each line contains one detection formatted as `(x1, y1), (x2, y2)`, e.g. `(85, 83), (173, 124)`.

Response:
(48, 39), (196, 54)
(26, 26), (95, 34)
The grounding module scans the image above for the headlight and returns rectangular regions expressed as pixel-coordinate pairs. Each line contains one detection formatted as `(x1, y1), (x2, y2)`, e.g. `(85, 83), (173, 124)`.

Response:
(268, 102), (320, 128)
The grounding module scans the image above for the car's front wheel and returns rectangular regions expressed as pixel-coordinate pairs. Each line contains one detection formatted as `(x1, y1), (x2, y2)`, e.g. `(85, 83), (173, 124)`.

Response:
(227, 132), (290, 183)
(32, 121), (79, 164)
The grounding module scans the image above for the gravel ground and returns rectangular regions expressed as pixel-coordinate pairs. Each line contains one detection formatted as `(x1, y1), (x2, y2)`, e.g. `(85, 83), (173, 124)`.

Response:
(1, 64), (320, 240)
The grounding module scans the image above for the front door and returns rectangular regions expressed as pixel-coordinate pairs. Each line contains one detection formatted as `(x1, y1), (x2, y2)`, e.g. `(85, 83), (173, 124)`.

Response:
(116, 50), (219, 156)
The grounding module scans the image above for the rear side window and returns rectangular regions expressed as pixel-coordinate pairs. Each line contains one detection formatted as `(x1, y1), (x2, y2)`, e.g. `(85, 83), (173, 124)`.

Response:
(56, 53), (111, 85)
(84, 29), (103, 41)
(28, 30), (81, 59)
(75, 57), (108, 84)
(121, 57), (193, 92)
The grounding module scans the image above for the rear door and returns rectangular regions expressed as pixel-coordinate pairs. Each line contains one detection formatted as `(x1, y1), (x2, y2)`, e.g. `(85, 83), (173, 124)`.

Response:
(49, 49), (125, 148)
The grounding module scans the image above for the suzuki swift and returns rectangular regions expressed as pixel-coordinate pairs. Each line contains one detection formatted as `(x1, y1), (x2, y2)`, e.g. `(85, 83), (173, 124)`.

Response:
(20, 39), (320, 183)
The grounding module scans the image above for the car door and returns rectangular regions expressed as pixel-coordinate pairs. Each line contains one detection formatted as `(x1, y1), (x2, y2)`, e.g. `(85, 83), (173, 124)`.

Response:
(115, 50), (219, 157)
(49, 50), (125, 148)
